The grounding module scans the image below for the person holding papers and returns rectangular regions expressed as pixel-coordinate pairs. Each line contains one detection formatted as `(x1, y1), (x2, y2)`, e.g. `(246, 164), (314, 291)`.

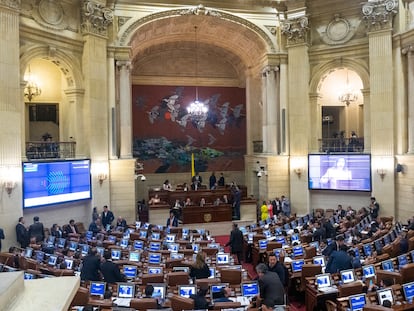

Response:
(254, 263), (285, 311)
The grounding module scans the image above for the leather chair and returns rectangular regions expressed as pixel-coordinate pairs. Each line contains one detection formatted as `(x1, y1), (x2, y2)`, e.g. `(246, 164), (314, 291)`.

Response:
(299, 264), (322, 292)
(400, 263), (414, 283)
(0, 252), (15, 266)
(304, 246), (316, 259)
(409, 236), (414, 251)
(220, 269), (242, 294)
(376, 270), (402, 286)
(202, 247), (219, 257)
(141, 273), (164, 285)
(338, 281), (363, 298)
(362, 305), (393, 311)
(70, 286), (90, 307)
(195, 277), (221, 289)
(325, 300), (337, 311)
(167, 271), (190, 287)
(130, 298), (158, 310)
(325, 209), (335, 218)
(169, 294), (195, 311)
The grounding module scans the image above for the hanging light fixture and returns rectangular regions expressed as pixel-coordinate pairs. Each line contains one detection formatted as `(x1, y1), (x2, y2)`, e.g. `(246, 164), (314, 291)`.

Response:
(187, 26), (208, 122)
(24, 65), (42, 102)
(338, 68), (358, 106)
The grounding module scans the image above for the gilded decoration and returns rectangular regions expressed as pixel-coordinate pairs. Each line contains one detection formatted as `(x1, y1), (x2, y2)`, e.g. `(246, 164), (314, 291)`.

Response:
(361, 0), (398, 30)
(281, 16), (309, 45)
(81, 0), (113, 36)
(0, 0), (20, 10)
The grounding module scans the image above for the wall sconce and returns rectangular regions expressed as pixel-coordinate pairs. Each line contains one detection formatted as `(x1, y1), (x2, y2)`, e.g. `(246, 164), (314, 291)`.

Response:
(24, 65), (42, 102)
(97, 173), (108, 185)
(377, 168), (386, 181)
(294, 168), (302, 178)
(1, 166), (18, 196)
(396, 163), (404, 173)
(255, 162), (267, 178)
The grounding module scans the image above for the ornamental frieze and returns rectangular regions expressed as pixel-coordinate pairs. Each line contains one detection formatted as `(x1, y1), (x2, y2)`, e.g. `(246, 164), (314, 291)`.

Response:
(281, 16), (309, 45)
(361, 0), (398, 31)
(81, 0), (113, 36)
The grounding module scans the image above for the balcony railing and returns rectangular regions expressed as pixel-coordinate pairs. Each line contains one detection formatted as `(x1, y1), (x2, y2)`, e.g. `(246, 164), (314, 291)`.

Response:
(318, 137), (364, 153)
(26, 141), (76, 160)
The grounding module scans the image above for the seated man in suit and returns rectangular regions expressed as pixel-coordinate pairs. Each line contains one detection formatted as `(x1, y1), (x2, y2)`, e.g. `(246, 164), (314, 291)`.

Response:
(100, 250), (126, 284)
(325, 244), (352, 274)
(64, 219), (79, 236)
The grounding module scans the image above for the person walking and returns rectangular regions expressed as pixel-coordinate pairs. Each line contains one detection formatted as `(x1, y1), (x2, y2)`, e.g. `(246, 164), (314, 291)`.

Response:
(225, 223), (244, 264)
(16, 217), (29, 248)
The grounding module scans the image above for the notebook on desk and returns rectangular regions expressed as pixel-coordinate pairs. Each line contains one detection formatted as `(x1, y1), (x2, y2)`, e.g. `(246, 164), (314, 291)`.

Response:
(315, 273), (337, 293)
(113, 283), (135, 307)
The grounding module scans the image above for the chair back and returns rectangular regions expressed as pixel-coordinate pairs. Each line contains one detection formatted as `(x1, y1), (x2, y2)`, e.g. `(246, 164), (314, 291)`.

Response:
(169, 294), (195, 311)
(299, 264), (322, 292)
(167, 271), (190, 287)
(70, 286), (89, 307)
(211, 301), (242, 310)
(376, 270), (402, 286)
(141, 273), (164, 285)
(400, 262), (414, 283)
(130, 298), (158, 310)
(338, 281), (363, 297)
(220, 269), (242, 285)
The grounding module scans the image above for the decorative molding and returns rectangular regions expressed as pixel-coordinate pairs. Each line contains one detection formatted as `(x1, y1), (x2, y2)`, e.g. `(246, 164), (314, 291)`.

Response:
(281, 16), (309, 45)
(118, 5), (275, 53)
(118, 16), (131, 28)
(319, 14), (358, 45)
(361, 0), (398, 31)
(262, 65), (279, 76)
(179, 4), (221, 17)
(0, 0), (20, 10)
(116, 60), (132, 71)
(402, 45), (414, 55)
(81, 0), (113, 36)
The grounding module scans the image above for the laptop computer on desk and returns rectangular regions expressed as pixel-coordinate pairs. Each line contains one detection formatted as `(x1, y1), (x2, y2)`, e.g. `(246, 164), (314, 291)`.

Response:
(315, 273), (337, 293)
(113, 282), (135, 307)
(231, 281), (259, 306)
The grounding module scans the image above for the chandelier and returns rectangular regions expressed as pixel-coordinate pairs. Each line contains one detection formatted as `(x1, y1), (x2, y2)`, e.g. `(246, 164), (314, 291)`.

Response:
(24, 66), (41, 102)
(338, 68), (358, 106)
(187, 26), (208, 122)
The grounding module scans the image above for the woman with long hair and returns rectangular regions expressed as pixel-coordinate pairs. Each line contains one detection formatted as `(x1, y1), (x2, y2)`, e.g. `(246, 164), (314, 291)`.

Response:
(189, 252), (210, 280)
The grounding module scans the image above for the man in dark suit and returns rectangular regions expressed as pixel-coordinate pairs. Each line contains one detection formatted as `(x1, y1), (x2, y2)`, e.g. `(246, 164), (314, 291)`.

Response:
(29, 216), (44, 243)
(80, 248), (101, 281)
(255, 263), (285, 311)
(225, 223), (244, 264)
(325, 244), (353, 274)
(322, 235), (344, 257)
(16, 217), (29, 248)
(0, 227), (4, 251)
(101, 205), (115, 230)
(100, 250), (126, 283)
(64, 219), (79, 236)
(370, 197), (380, 219)
(166, 210), (178, 227)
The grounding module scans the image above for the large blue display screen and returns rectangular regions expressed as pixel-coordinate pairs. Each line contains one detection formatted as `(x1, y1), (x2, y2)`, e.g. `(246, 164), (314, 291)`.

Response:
(23, 159), (91, 208)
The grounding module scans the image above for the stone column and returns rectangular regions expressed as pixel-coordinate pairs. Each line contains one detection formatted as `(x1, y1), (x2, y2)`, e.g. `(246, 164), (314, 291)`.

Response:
(309, 93), (322, 153)
(116, 60), (132, 159)
(0, 0), (23, 250)
(64, 89), (86, 158)
(108, 48), (117, 159)
(402, 46), (414, 153)
(261, 66), (279, 154)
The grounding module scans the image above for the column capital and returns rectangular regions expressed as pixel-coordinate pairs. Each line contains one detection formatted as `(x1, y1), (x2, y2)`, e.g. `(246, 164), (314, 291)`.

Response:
(0, 0), (20, 10)
(281, 16), (309, 46)
(261, 65), (279, 76)
(361, 0), (398, 32)
(81, 0), (113, 37)
(116, 60), (132, 71)
(402, 45), (414, 55)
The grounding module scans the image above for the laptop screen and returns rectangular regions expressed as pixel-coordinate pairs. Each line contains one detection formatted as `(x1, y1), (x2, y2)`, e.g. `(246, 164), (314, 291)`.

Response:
(209, 267), (216, 278)
(47, 235), (55, 245)
(291, 234), (300, 243)
(117, 283), (135, 298)
(398, 255), (408, 268)
(362, 265), (375, 279)
(64, 258), (74, 270)
(349, 294), (366, 311)
(263, 230), (271, 239)
(36, 251), (45, 263)
(382, 260), (394, 272)
(108, 235), (116, 243)
(167, 243), (179, 252)
(148, 266), (163, 274)
(210, 283), (229, 299)
(273, 248), (283, 259)
(68, 241), (78, 251)
(148, 252), (162, 264)
(316, 274), (332, 289)
(151, 232), (161, 240)
(80, 244), (89, 255)
(178, 285), (197, 298)
(111, 249), (121, 260)
(291, 259), (305, 273)
(258, 239), (268, 250)
(340, 269), (355, 284)
(139, 230), (147, 238)
(192, 244), (200, 253)
(123, 265), (137, 279)
(377, 288), (394, 306)
(150, 283), (166, 301)
(275, 236), (286, 245)
(85, 231), (93, 241)
(90, 282), (106, 297)
(24, 272), (35, 280)
(241, 282), (259, 297)
(133, 240), (144, 250)
(48, 255), (58, 266)
(24, 247), (33, 258)
(129, 251), (141, 262)
(172, 266), (189, 273)
(403, 282), (414, 302)
(170, 253), (184, 260)
(149, 242), (161, 251)
(313, 256), (326, 267)
(292, 245), (304, 257)
(363, 244), (372, 257)
(216, 253), (230, 265)
(309, 241), (319, 250)
(165, 234), (176, 243)
(120, 239), (129, 249)
(96, 246), (104, 257)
